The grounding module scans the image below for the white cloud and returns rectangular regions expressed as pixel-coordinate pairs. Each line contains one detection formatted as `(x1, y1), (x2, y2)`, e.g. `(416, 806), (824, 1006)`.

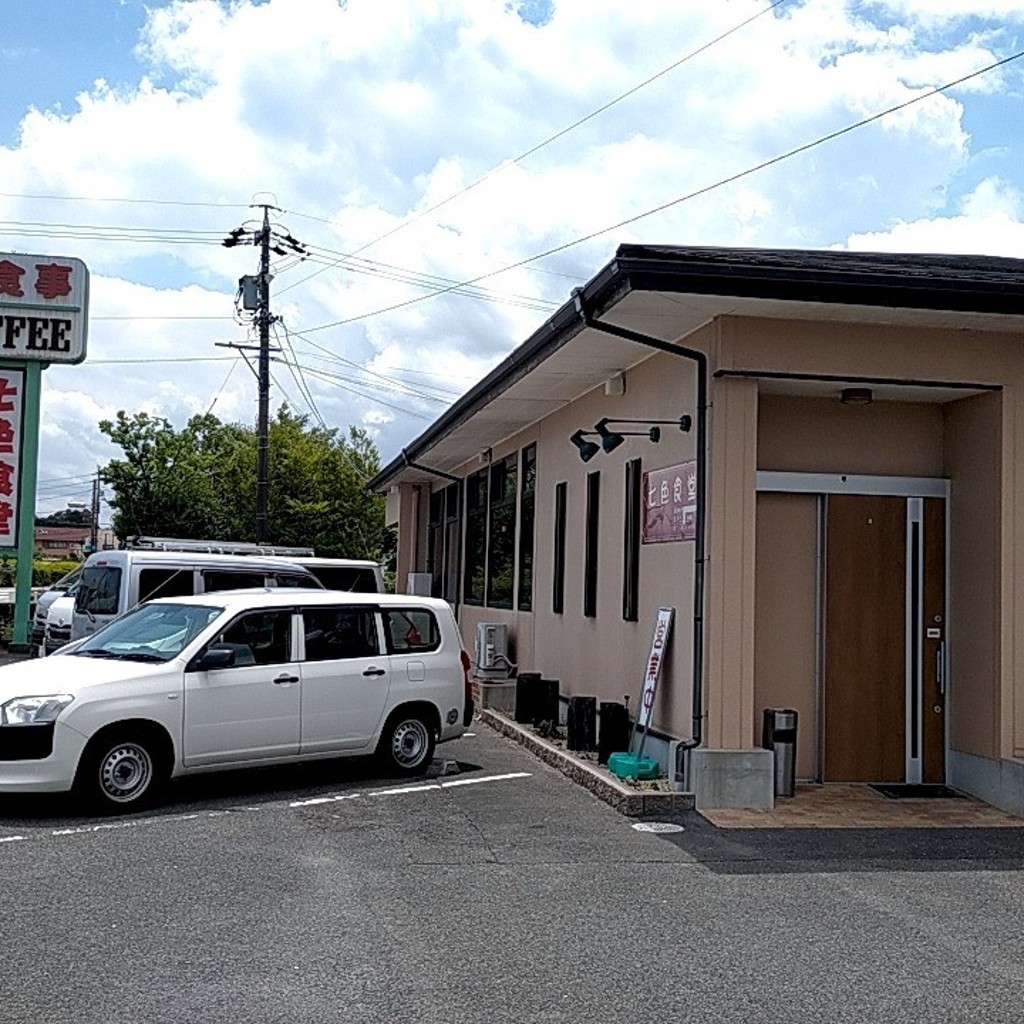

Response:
(1, 0), (1022, 513)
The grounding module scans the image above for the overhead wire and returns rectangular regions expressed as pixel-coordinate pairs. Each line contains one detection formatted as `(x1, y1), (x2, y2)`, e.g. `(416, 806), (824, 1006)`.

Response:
(282, 0), (792, 286)
(298, 46), (1024, 334)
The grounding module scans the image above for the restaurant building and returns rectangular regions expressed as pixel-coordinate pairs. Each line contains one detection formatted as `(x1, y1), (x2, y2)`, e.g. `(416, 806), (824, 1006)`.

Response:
(370, 245), (1024, 812)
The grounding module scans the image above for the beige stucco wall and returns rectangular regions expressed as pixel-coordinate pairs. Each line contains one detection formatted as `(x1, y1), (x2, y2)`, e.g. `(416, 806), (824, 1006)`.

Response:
(945, 391), (1002, 760)
(757, 395), (944, 476)
(753, 492), (818, 779)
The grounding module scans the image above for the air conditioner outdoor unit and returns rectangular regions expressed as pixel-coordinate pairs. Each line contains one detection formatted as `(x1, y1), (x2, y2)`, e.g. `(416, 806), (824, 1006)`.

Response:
(475, 622), (510, 679)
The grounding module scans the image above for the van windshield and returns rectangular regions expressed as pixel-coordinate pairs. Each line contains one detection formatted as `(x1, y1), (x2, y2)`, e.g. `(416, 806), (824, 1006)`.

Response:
(71, 601), (223, 662)
(75, 566), (122, 616)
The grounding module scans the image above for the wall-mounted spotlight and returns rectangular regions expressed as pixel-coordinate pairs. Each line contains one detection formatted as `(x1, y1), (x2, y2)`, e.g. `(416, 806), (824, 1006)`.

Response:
(569, 415), (692, 461)
(569, 429), (601, 463)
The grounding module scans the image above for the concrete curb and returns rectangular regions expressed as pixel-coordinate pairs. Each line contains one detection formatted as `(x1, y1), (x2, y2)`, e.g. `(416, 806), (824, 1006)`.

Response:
(479, 708), (694, 818)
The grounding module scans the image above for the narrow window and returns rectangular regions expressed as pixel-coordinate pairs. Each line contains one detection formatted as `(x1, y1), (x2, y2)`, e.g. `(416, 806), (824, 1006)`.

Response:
(486, 454), (517, 609)
(517, 444), (536, 611)
(584, 471), (600, 618)
(623, 458), (641, 621)
(553, 482), (567, 614)
(463, 469), (488, 605)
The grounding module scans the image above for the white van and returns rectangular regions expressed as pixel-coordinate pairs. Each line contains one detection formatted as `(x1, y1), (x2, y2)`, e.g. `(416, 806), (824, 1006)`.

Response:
(28, 566), (82, 657)
(288, 557), (385, 594)
(121, 537), (386, 594)
(71, 550), (321, 642)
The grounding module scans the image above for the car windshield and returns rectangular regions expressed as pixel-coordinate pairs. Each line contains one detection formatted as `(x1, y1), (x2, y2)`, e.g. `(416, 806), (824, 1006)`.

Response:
(69, 602), (224, 663)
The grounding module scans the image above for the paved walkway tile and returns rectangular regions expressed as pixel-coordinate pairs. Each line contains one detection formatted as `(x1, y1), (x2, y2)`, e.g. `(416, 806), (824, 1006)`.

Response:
(700, 783), (1024, 829)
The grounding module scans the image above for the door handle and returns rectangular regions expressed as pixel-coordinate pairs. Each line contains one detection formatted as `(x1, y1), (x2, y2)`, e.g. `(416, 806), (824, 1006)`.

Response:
(936, 642), (945, 697)
(362, 667), (386, 677)
(274, 674), (300, 685)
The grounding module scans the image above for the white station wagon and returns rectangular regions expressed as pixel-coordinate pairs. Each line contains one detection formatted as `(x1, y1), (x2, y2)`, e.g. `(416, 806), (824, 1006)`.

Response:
(0, 590), (473, 812)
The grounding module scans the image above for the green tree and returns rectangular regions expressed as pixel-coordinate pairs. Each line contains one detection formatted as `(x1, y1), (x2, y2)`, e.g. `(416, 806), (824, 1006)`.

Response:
(98, 407), (386, 560)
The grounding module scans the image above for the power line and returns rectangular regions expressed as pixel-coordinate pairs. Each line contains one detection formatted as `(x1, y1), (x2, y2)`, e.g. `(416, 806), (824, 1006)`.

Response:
(299, 46), (1024, 334)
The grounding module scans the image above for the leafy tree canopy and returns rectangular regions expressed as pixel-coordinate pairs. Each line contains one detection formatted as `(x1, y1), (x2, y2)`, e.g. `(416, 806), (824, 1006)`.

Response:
(98, 407), (386, 561)
(36, 509), (91, 527)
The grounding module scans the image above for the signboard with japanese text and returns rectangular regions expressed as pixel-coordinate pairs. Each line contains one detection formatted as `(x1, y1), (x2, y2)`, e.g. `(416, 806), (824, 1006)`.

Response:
(0, 367), (24, 546)
(0, 252), (89, 363)
(635, 607), (675, 735)
(643, 460), (697, 543)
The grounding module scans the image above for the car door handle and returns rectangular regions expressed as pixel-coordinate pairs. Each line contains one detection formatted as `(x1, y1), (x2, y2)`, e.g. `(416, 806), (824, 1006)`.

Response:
(362, 667), (386, 677)
(273, 674), (300, 685)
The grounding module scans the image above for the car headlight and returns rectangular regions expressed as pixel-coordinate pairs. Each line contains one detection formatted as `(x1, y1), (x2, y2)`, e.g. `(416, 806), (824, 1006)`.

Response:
(1, 695), (74, 725)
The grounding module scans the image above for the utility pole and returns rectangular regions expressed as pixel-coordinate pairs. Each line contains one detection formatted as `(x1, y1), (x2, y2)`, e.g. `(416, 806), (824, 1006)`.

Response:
(221, 202), (305, 545)
(90, 468), (100, 553)
(255, 206), (271, 544)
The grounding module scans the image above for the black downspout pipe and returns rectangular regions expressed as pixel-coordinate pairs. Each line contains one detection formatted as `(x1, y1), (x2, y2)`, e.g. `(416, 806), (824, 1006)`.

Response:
(573, 291), (707, 784)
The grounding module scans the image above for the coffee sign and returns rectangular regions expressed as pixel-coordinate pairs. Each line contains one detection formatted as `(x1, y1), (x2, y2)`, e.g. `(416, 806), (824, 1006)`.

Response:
(0, 253), (89, 363)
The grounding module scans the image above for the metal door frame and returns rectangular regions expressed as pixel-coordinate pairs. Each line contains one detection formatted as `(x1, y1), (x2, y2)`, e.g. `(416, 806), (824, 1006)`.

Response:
(756, 472), (950, 783)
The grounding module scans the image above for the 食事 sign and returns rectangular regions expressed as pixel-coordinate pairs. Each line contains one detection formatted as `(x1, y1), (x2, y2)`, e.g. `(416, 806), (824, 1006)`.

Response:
(0, 253), (89, 364)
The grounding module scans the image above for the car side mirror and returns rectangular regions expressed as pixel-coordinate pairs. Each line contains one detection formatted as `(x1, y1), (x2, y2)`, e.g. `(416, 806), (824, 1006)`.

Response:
(189, 646), (236, 672)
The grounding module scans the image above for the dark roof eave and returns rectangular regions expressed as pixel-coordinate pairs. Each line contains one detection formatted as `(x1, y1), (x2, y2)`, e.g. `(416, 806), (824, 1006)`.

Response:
(367, 294), (589, 491)
(369, 244), (1024, 491)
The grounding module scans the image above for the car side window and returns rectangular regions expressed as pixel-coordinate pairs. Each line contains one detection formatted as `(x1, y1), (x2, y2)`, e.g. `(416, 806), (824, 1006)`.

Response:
(138, 567), (195, 602)
(203, 570), (267, 593)
(302, 607), (378, 662)
(214, 609), (292, 666)
(384, 608), (441, 653)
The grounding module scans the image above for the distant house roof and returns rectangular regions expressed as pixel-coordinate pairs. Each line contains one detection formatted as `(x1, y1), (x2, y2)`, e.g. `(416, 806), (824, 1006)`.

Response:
(34, 526), (90, 542)
(370, 245), (1024, 489)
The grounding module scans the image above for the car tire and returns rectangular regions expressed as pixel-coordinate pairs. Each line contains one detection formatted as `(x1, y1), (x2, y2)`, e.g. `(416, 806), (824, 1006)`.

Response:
(76, 730), (167, 814)
(377, 711), (436, 776)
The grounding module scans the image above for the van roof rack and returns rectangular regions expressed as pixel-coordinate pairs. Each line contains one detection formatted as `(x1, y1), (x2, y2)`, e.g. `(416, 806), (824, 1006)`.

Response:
(124, 536), (315, 557)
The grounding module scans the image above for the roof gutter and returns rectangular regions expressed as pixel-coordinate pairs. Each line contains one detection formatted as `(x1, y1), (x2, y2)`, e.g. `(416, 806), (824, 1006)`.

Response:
(572, 288), (707, 781)
(400, 448), (462, 484)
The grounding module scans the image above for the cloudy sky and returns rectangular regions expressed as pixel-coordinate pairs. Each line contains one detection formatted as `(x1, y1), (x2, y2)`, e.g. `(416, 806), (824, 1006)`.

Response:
(2, 0), (1023, 520)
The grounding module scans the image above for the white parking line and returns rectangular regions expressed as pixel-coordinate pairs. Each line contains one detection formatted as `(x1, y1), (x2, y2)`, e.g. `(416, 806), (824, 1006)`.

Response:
(0, 771), (533, 846)
(289, 771), (532, 807)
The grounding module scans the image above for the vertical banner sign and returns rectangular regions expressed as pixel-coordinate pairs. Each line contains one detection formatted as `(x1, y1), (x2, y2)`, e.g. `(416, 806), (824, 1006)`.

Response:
(632, 606), (675, 761)
(0, 367), (24, 547)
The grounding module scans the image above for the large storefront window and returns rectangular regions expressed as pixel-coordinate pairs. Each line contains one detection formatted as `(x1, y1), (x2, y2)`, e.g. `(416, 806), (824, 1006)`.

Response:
(517, 444), (536, 611)
(428, 482), (461, 604)
(460, 447), (535, 610)
(486, 454), (518, 609)
(463, 470), (488, 605)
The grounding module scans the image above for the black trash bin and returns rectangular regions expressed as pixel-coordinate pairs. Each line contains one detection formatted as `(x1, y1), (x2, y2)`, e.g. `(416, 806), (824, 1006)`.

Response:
(761, 708), (798, 798)
(566, 696), (597, 752)
(598, 701), (630, 764)
(515, 673), (541, 724)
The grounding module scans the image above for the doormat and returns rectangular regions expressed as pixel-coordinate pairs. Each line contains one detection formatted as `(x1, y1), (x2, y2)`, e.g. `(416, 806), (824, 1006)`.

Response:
(870, 784), (966, 800)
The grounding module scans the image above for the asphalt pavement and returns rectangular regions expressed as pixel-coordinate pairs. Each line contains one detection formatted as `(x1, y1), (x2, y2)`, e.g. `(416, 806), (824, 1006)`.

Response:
(1, 719), (1023, 1023)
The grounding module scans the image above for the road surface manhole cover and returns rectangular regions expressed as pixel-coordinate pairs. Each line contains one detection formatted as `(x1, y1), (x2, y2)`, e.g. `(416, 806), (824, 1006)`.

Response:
(631, 821), (685, 834)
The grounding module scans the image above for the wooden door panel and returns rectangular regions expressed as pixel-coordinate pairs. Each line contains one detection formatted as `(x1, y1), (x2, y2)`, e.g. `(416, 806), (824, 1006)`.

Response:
(824, 495), (906, 782)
